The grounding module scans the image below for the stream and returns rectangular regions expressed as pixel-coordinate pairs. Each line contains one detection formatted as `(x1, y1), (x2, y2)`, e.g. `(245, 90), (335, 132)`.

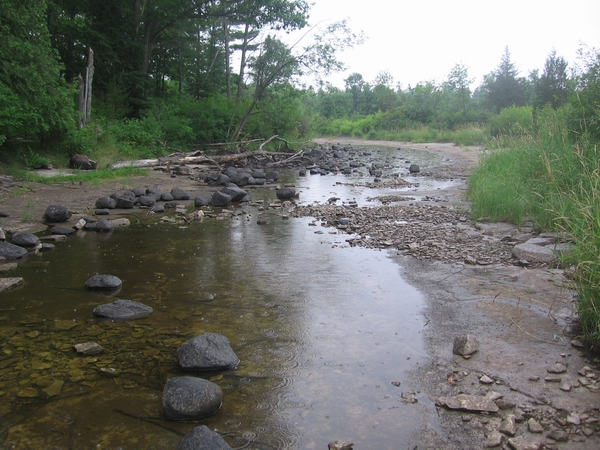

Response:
(0, 146), (455, 449)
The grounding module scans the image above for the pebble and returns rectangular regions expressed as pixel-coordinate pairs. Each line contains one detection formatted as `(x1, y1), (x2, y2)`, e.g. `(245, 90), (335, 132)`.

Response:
(480, 375), (494, 384)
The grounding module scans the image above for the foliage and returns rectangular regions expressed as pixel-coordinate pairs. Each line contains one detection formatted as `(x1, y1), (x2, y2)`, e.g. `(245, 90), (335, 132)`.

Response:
(0, 0), (76, 149)
(568, 46), (600, 140)
(532, 50), (569, 109)
(488, 106), (534, 137)
(479, 47), (528, 113)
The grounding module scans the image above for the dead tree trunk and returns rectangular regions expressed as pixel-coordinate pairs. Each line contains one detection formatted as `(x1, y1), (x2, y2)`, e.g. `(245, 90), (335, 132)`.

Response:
(78, 48), (94, 128)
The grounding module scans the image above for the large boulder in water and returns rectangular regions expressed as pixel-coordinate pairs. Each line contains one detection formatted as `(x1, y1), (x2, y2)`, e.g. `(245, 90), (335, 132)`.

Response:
(0, 242), (28, 259)
(176, 425), (232, 450)
(220, 185), (249, 202)
(276, 187), (296, 200)
(11, 232), (40, 248)
(177, 332), (240, 371)
(93, 299), (153, 320)
(44, 205), (72, 223)
(85, 274), (122, 291)
(209, 191), (231, 207)
(162, 376), (223, 420)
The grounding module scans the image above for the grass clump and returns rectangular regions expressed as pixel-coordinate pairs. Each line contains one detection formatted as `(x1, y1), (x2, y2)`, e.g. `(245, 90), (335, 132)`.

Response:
(469, 109), (600, 345)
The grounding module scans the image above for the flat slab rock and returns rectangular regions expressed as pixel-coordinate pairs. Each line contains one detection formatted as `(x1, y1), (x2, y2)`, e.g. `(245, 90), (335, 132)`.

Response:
(176, 425), (232, 450)
(436, 393), (499, 413)
(0, 241), (28, 260)
(162, 376), (223, 420)
(177, 332), (240, 370)
(93, 299), (153, 320)
(0, 277), (24, 293)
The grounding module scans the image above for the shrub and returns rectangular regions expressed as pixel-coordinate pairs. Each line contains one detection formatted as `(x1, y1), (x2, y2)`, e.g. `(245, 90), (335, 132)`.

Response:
(488, 106), (533, 137)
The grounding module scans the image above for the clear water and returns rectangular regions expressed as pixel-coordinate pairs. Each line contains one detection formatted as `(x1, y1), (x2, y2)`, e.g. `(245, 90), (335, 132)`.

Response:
(0, 146), (440, 449)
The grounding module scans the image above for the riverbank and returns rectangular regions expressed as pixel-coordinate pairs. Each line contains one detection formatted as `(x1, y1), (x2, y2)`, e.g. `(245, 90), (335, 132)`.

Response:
(1, 139), (599, 448)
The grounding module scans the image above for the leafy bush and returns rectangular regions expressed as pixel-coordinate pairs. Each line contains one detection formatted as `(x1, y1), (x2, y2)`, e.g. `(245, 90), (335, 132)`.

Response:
(488, 106), (533, 137)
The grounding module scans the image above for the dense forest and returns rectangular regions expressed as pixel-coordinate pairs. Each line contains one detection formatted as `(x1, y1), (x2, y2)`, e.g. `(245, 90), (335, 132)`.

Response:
(0, 0), (598, 166)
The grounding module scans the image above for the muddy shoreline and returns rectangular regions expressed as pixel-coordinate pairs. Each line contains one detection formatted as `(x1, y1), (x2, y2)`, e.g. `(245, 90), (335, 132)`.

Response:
(1, 139), (599, 448)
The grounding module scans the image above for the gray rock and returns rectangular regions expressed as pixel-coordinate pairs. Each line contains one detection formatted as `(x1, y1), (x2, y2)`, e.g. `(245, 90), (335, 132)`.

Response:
(50, 226), (76, 235)
(436, 394), (499, 412)
(11, 232), (40, 247)
(512, 242), (556, 263)
(161, 192), (174, 202)
(44, 205), (72, 223)
(194, 196), (211, 207)
(152, 204), (165, 213)
(69, 154), (97, 170)
(265, 171), (279, 182)
(409, 164), (420, 173)
(483, 431), (503, 448)
(176, 425), (232, 450)
(0, 277), (24, 293)
(94, 209), (111, 215)
(95, 197), (116, 209)
(453, 334), (480, 356)
(547, 429), (568, 441)
(174, 166), (194, 176)
(73, 342), (104, 356)
(0, 242), (28, 259)
(171, 187), (191, 200)
(177, 333), (240, 370)
(221, 186), (249, 202)
(95, 219), (114, 232)
(499, 414), (517, 436)
(93, 299), (153, 320)
(328, 440), (354, 450)
(507, 435), (543, 450)
(547, 362), (567, 374)
(113, 196), (134, 209)
(527, 418), (544, 433)
(132, 187), (146, 197)
(210, 191), (232, 207)
(162, 376), (223, 420)
(138, 195), (156, 207)
(40, 243), (55, 252)
(276, 187), (296, 199)
(85, 274), (123, 291)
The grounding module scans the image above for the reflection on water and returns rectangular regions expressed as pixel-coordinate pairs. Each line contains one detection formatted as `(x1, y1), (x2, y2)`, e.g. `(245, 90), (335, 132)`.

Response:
(0, 146), (437, 449)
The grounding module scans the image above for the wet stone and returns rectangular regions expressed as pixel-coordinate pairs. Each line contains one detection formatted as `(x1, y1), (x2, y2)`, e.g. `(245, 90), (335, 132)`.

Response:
(507, 435), (543, 450)
(85, 274), (122, 291)
(171, 187), (190, 200)
(93, 299), (153, 321)
(328, 440), (354, 450)
(452, 334), (479, 357)
(0, 242), (28, 259)
(162, 376), (223, 420)
(95, 219), (115, 232)
(11, 232), (40, 247)
(49, 226), (76, 235)
(177, 332), (240, 371)
(95, 197), (117, 209)
(73, 342), (103, 356)
(176, 425), (232, 450)
(276, 187), (296, 199)
(436, 394), (499, 413)
(0, 277), (24, 293)
(42, 379), (64, 398)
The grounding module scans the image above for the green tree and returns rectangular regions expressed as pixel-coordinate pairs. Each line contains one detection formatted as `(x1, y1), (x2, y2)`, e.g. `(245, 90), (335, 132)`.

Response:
(533, 50), (569, 109)
(480, 47), (528, 112)
(570, 46), (600, 139)
(0, 0), (75, 149)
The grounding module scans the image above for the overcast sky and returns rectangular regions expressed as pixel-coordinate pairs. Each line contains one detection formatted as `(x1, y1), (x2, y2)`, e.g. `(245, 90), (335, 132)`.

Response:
(289, 0), (600, 89)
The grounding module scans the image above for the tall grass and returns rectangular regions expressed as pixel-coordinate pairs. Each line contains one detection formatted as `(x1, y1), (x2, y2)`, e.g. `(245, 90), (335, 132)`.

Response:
(469, 110), (600, 345)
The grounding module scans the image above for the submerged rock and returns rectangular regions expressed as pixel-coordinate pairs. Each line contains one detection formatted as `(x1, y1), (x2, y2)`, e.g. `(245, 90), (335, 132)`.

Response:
(276, 187), (296, 199)
(177, 332), (240, 370)
(162, 376), (223, 420)
(93, 299), (153, 320)
(176, 425), (232, 450)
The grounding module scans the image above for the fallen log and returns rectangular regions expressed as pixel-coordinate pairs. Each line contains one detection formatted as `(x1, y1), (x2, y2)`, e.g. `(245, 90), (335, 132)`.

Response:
(107, 159), (161, 170)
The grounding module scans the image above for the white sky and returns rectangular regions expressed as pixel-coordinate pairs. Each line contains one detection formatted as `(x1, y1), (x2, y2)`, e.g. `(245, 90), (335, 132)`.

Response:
(289, 0), (600, 90)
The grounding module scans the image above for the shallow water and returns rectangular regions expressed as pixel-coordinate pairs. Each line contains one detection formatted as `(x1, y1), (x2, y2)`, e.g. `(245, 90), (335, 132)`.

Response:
(0, 146), (442, 449)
